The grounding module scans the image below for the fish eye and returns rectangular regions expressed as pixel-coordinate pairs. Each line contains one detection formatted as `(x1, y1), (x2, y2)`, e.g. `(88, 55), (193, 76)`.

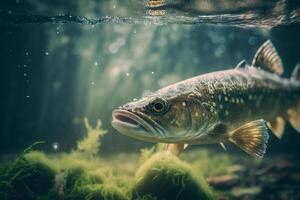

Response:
(153, 101), (164, 112)
(147, 98), (169, 115)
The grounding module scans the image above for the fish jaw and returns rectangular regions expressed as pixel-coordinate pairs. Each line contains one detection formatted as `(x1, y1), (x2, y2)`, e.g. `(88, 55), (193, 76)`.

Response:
(112, 109), (193, 143)
(112, 109), (162, 142)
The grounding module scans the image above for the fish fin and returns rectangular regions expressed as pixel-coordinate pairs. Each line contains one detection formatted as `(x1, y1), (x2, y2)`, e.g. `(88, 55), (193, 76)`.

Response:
(291, 63), (300, 81)
(288, 64), (300, 132)
(220, 142), (227, 151)
(288, 102), (300, 132)
(166, 143), (187, 155)
(267, 117), (285, 139)
(229, 119), (269, 158)
(252, 40), (283, 75)
(235, 60), (247, 69)
(184, 144), (189, 150)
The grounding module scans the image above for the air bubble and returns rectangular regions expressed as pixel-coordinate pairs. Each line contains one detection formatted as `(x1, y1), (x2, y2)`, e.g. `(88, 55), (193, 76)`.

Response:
(52, 142), (59, 151)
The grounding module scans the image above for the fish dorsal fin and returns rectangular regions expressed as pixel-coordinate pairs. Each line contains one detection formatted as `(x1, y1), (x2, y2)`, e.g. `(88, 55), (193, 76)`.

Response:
(267, 117), (285, 139)
(235, 60), (247, 69)
(252, 40), (283, 75)
(229, 119), (269, 158)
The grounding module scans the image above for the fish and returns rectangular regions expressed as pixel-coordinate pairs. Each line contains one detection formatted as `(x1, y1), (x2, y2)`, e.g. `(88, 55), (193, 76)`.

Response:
(112, 40), (300, 158)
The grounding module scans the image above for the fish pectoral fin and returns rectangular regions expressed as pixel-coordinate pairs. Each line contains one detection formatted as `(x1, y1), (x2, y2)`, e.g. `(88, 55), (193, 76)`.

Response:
(252, 40), (283, 75)
(229, 119), (269, 158)
(183, 144), (189, 149)
(165, 143), (188, 155)
(219, 142), (227, 151)
(267, 117), (285, 139)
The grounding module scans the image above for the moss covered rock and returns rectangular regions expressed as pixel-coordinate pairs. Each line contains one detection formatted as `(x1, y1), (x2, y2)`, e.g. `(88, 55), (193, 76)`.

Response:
(131, 152), (214, 200)
(5, 157), (56, 200)
(65, 166), (86, 192)
(65, 166), (104, 193)
(67, 184), (128, 200)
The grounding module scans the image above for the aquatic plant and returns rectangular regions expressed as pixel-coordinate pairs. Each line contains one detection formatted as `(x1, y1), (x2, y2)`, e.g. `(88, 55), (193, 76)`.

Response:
(0, 145), (57, 200)
(65, 184), (128, 200)
(64, 166), (104, 193)
(76, 118), (107, 158)
(0, 119), (224, 200)
(132, 152), (214, 200)
(139, 147), (156, 164)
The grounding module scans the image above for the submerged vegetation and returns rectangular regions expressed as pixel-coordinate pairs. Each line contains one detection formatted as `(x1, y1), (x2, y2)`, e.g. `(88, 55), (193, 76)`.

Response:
(1, 119), (300, 199)
(0, 119), (218, 200)
(132, 152), (213, 200)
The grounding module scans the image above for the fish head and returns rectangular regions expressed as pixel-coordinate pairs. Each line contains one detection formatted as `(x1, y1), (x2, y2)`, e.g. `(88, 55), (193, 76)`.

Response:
(112, 95), (193, 143)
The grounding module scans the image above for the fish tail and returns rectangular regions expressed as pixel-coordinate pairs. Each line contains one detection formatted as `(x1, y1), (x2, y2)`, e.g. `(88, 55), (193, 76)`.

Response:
(286, 63), (300, 133)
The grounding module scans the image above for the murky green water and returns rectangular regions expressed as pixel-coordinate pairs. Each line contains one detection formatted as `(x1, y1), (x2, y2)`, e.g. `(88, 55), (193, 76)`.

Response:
(0, 0), (300, 199)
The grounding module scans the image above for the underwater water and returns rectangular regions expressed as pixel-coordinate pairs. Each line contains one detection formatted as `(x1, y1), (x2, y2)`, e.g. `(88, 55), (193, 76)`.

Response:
(1, 0), (300, 199)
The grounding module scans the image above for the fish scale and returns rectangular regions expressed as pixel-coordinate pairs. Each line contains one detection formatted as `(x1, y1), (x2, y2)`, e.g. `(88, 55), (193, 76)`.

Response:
(112, 40), (300, 158)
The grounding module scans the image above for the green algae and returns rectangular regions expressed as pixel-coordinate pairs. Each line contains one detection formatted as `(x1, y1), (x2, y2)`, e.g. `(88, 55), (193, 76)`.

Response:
(76, 118), (107, 158)
(2, 153), (57, 200)
(65, 166), (105, 193)
(0, 119), (231, 200)
(132, 152), (214, 200)
(67, 184), (128, 200)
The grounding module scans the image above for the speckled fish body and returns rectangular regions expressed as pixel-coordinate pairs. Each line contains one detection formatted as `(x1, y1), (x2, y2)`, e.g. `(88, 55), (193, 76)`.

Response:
(149, 66), (299, 144)
(112, 40), (300, 158)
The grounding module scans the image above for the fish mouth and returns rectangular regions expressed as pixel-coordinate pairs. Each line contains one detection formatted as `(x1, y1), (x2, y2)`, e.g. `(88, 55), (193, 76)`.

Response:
(112, 109), (187, 143)
(112, 109), (160, 141)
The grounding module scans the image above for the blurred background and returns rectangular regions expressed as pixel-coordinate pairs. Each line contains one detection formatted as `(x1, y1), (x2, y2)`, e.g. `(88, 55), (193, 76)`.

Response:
(0, 0), (300, 156)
